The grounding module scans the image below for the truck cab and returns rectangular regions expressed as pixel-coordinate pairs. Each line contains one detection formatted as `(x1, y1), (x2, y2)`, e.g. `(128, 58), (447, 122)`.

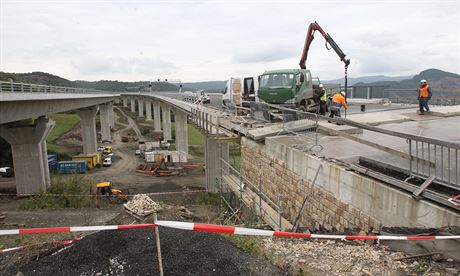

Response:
(258, 69), (320, 111)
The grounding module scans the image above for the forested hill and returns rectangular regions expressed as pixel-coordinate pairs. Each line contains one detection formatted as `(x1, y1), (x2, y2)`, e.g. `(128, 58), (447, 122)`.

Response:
(0, 71), (179, 92)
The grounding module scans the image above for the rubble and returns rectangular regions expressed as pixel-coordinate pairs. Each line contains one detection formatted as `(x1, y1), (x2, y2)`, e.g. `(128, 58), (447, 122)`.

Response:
(261, 238), (460, 275)
(123, 194), (162, 216)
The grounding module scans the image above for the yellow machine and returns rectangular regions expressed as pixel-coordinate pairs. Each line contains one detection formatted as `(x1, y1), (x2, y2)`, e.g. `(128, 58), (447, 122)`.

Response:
(96, 182), (128, 201)
(103, 146), (113, 154)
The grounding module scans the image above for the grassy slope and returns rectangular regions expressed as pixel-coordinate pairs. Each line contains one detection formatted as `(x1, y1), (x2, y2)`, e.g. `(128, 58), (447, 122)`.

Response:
(171, 123), (204, 146)
(47, 114), (80, 156)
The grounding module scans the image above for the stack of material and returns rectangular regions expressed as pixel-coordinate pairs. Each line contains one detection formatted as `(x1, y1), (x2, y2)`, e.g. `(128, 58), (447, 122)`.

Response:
(123, 194), (161, 217)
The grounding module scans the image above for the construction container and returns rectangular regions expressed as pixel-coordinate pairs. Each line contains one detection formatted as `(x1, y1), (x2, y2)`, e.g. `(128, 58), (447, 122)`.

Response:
(154, 152), (164, 162)
(179, 151), (188, 163)
(58, 161), (87, 174)
(145, 152), (155, 163)
(88, 152), (103, 167)
(47, 154), (58, 170)
(72, 154), (98, 169)
(171, 151), (180, 163)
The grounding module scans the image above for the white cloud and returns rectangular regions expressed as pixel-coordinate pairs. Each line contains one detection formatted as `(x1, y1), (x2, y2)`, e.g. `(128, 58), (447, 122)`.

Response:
(0, 0), (458, 82)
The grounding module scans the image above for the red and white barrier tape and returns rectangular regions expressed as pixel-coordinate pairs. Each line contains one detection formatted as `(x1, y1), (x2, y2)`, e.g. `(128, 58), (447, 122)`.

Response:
(0, 224), (156, 236)
(0, 237), (83, 254)
(1, 221), (459, 241)
(155, 221), (460, 241)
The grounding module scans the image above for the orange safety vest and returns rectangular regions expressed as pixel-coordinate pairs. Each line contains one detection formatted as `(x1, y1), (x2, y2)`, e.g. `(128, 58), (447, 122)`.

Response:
(419, 85), (430, 98)
(331, 93), (347, 108)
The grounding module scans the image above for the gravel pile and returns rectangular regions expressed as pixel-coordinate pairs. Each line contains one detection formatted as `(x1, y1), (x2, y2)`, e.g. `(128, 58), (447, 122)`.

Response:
(6, 227), (284, 276)
(123, 194), (161, 216)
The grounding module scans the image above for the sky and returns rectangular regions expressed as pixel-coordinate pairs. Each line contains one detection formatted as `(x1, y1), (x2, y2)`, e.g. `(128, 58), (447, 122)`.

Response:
(0, 0), (459, 82)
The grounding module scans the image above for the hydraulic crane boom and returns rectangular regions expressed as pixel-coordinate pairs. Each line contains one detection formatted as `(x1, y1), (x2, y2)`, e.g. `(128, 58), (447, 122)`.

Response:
(299, 21), (350, 70)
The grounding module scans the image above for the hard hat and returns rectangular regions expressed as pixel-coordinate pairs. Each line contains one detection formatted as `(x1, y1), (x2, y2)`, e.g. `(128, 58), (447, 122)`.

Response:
(420, 79), (427, 83)
(340, 91), (346, 96)
(319, 84), (324, 88)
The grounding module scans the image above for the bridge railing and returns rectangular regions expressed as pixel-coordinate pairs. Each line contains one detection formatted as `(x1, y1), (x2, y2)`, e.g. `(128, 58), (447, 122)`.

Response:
(0, 81), (116, 94)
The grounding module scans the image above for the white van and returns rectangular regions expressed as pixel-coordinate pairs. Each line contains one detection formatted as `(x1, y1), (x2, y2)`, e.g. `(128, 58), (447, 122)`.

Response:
(103, 157), (112, 167)
(222, 77), (258, 106)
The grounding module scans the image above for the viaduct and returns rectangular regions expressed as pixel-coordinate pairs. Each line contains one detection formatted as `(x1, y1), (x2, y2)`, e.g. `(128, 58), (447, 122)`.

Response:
(0, 81), (459, 257)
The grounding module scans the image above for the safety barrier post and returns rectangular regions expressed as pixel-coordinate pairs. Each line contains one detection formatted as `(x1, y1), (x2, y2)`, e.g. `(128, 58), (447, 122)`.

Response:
(154, 213), (164, 276)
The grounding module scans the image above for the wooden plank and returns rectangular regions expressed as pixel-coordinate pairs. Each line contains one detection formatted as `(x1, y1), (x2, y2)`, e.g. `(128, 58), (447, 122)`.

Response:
(412, 175), (436, 200)
(222, 174), (293, 231)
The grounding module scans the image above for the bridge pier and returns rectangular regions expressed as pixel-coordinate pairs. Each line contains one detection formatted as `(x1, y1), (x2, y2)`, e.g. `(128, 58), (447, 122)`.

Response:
(174, 110), (188, 154)
(130, 97), (136, 113)
(0, 117), (55, 195)
(205, 136), (229, 192)
(123, 97), (128, 107)
(99, 103), (112, 142)
(153, 101), (162, 131)
(161, 104), (172, 140)
(145, 100), (152, 121)
(76, 106), (98, 154)
(138, 98), (144, 117)
(109, 102), (115, 128)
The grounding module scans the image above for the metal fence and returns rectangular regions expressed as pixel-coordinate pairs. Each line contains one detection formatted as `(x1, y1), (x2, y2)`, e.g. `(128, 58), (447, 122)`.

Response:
(408, 138), (459, 189)
(0, 81), (114, 94)
(219, 158), (285, 230)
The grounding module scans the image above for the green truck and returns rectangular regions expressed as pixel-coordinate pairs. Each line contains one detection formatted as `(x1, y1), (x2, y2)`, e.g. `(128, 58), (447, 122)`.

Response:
(258, 69), (321, 111)
(258, 22), (350, 112)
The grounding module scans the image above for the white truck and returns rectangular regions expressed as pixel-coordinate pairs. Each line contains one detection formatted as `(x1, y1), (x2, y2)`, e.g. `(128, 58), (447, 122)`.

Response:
(222, 77), (258, 106)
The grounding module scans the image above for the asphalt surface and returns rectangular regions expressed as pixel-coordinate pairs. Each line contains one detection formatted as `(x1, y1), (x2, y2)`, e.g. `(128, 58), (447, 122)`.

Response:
(5, 227), (285, 276)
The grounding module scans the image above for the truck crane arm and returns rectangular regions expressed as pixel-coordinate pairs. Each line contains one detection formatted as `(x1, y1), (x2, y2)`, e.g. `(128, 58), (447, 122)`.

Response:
(299, 21), (350, 69)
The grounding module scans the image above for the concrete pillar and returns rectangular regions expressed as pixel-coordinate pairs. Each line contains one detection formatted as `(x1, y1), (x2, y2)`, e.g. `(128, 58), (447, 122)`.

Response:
(153, 101), (162, 131)
(41, 140), (51, 186)
(99, 103), (112, 142)
(123, 97), (128, 107)
(174, 110), (188, 154)
(76, 106), (98, 154)
(161, 104), (172, 140)
(205, 136), (229, 192)
(138, 98), (144, 117)
(367, 87), (371, 99)
(109, 102), (115, 128)
(0, 117), (55, 195)
(130, 97), (136, 113)
(145, 100), (153, 121)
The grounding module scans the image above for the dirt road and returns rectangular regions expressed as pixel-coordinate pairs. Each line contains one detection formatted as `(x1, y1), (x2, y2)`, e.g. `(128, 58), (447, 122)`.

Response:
(88, 107), (205, 194)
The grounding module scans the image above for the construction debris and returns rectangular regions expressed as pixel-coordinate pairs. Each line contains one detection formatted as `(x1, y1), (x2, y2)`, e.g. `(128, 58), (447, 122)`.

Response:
(178, 206), (195, 219)
(123, 194), (162, 217)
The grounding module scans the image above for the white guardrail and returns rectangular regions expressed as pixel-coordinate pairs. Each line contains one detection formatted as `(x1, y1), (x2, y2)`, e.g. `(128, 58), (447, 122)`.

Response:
(0, 81), (116, 94)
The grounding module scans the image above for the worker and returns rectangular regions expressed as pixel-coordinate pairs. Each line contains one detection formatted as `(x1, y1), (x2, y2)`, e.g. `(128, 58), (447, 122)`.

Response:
(318, 84), (328, 115)
(418, 79), (432, 114)
(329, 91), (347, 119)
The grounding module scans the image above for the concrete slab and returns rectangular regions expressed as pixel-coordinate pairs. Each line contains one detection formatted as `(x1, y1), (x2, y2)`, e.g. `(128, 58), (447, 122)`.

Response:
(347, 112), (410, 126)
(428, 105), (460, 117)
(318, 121), (363, 136)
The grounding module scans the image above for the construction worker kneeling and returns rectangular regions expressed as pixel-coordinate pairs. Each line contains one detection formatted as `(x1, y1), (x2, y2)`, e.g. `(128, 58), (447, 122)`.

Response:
(329, 91), (347, 122)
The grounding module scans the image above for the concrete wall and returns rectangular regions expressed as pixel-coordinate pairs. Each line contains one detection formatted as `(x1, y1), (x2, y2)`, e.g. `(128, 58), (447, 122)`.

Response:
(240, 137), (459, 232)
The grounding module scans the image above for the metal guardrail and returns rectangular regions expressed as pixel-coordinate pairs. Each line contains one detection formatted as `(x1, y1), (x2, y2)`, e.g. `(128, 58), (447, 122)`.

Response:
(0, 81), (115, 94)
(408, 139), (459, 189)
(337, 117), (460, 189)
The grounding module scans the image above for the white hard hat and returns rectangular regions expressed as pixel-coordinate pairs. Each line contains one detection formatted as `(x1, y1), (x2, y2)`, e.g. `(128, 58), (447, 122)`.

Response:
(420, 79), (427, 83)
(340, 91), (346, 96)
(319, 84), (324, 88)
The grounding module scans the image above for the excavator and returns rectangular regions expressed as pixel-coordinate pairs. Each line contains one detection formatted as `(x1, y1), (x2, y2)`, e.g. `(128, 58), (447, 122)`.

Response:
(258, 21), (350, 112)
